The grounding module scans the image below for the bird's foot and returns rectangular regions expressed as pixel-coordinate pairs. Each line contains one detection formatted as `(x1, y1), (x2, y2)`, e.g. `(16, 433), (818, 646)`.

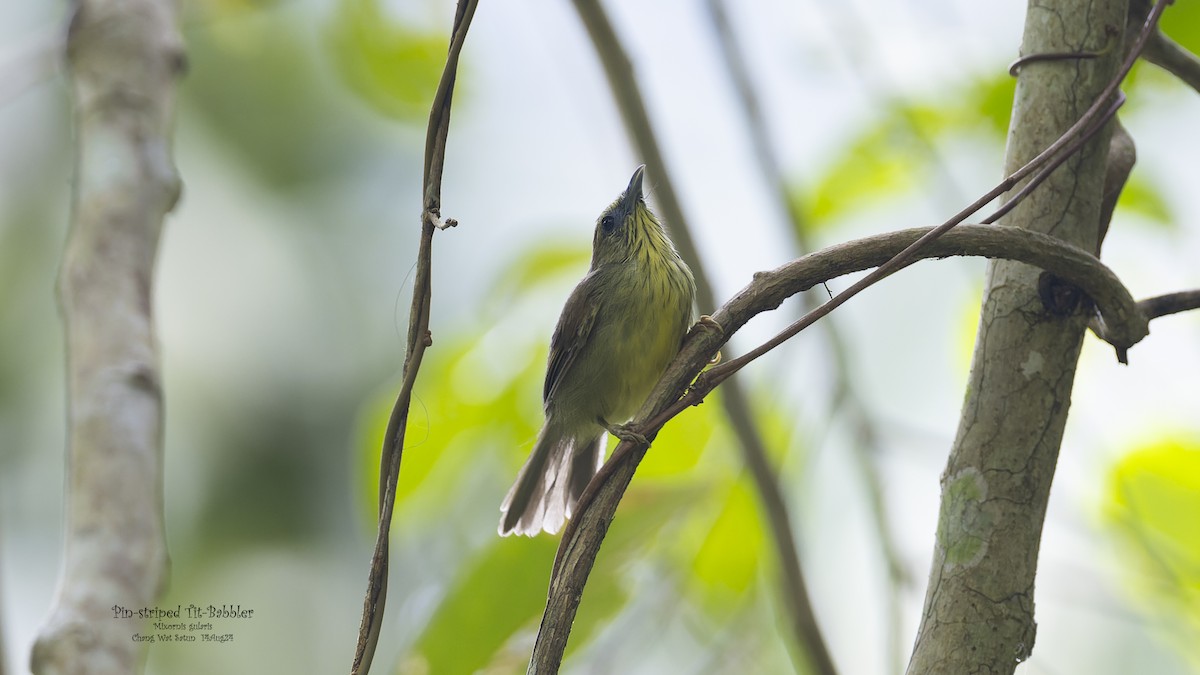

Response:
(695, 314), (723, 337)
(693, 315), (724, 365)
(601, 419), (649, 446)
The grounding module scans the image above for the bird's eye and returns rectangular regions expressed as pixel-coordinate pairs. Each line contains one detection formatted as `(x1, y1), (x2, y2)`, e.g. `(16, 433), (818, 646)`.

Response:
(600, 214), (616, 234)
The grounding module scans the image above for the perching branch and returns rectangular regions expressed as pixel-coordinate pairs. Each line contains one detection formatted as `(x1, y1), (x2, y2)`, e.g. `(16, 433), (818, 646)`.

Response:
(531, 221), (1150, 674)
(691, 0), (1167, 399)
(693, 45), (1133, 401)
(687, 99), (1126, 407)
(32, 0), (183, 673)
(532, 2), (1171, 671)
(349, 2), (477, 674)
(651, 224), (1148, 432)
(564, 0), (835, 672)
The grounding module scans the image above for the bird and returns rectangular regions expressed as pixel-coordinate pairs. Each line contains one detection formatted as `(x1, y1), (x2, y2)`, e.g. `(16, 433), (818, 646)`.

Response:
(499, 165), (697, 536)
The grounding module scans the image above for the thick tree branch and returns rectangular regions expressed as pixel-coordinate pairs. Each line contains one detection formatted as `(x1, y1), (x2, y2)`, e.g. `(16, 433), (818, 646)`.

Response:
(906, 0), (1154, 673)
(660, 224), (1147, 427)
(686, 97), (1125, 404)
(534, 3), (1168, 671)
(349, 2), (477, 674)
(534, 220), (1149, 674)
(32, 0), (183, 673)
(696, 65), (1133, 400)
(1137, 289), (1200, 320)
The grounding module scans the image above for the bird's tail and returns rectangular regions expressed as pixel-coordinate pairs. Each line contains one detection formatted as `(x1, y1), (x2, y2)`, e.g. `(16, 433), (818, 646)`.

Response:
(499, 429), (605, 537)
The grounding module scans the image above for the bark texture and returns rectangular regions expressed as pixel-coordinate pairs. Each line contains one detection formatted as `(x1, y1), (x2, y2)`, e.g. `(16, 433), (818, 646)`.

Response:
(32, 0), (182, 673)
(906, 1), (1127, 673)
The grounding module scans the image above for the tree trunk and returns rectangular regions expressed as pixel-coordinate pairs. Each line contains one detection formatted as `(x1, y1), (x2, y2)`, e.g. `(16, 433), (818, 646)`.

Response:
(31, 0), (183, 673)
(906, 0), (1127, 673)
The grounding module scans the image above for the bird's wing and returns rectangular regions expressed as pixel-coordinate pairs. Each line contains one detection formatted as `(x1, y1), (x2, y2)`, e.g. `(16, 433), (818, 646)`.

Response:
(543, 272), (604, 404)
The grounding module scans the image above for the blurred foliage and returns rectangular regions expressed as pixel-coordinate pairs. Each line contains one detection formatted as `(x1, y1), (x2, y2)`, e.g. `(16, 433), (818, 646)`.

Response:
(798, 59), (1182, 234)
(798, 113), (930, 229)
(1104, 435), (1200, 667)
(326, 0), (447, 121)
(688, 477), (767, 609)
(195, 402), (333, 550)
(1160, 0), (1200, 54)
(968, 73), (1021, 137)
(407, 535), (559, 674)
(353, 327), (543, 525)
(797, 74), (1015, 230)
(953, 283), (984, 377)
(405, 482), (699, 673)
(0, 200), (60, 416)
(1117, 174), (1174, 227)
(181, 3), (408, 186)
(635, 394), (716, 480)
(487, 243), (592, 307)
(351, 239), (795, 670)
(197, 0), (286, 13)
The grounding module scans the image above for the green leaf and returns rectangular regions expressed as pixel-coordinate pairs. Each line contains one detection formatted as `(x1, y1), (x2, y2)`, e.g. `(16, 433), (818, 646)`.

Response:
(1104, 435), (1200, 664)
(969, 74), (1017, 137)
(800, 118), (929, 227)
(1116, 175), (1174, 227)
(637, 403), (717, 479)
(326, 0), (447, 120)
(353, 242), (596, 529)
(354, 331), (544, 528)
(1106, 436), (1200, 573)
(568, 491), (694, 655)
(954, 283), (985, 376)
(183, 9), (374, 187)
(751, 388), (804, 465)
(1161, 0), (1200, 56)
(796, 72), (1013, 232)
(408, 489), (688, 672)
(488, 241), (591, 306)
(410, 536), (559, 674)
(687, 477), (766, 610)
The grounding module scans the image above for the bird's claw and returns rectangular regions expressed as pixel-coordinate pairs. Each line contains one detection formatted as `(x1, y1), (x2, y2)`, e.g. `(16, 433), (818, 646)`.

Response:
(602, 420), (649, 446)
(692, 315), (723, 364)
(696, 314), (724, 337)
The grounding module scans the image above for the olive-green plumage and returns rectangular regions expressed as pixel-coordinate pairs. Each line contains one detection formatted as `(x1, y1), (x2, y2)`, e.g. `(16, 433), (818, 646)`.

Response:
(499, 166), (696, 536)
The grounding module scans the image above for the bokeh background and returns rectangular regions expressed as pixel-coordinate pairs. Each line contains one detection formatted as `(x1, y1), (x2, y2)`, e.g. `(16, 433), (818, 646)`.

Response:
(2, 0), (1199, 673)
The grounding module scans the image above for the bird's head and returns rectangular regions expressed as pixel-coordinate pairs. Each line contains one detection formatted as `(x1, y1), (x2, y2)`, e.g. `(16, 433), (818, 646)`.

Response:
(591, 165), (670, 267)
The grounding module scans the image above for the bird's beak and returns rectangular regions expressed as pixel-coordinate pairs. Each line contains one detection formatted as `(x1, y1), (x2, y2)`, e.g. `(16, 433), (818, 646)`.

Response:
(621, 165), (646, 214)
